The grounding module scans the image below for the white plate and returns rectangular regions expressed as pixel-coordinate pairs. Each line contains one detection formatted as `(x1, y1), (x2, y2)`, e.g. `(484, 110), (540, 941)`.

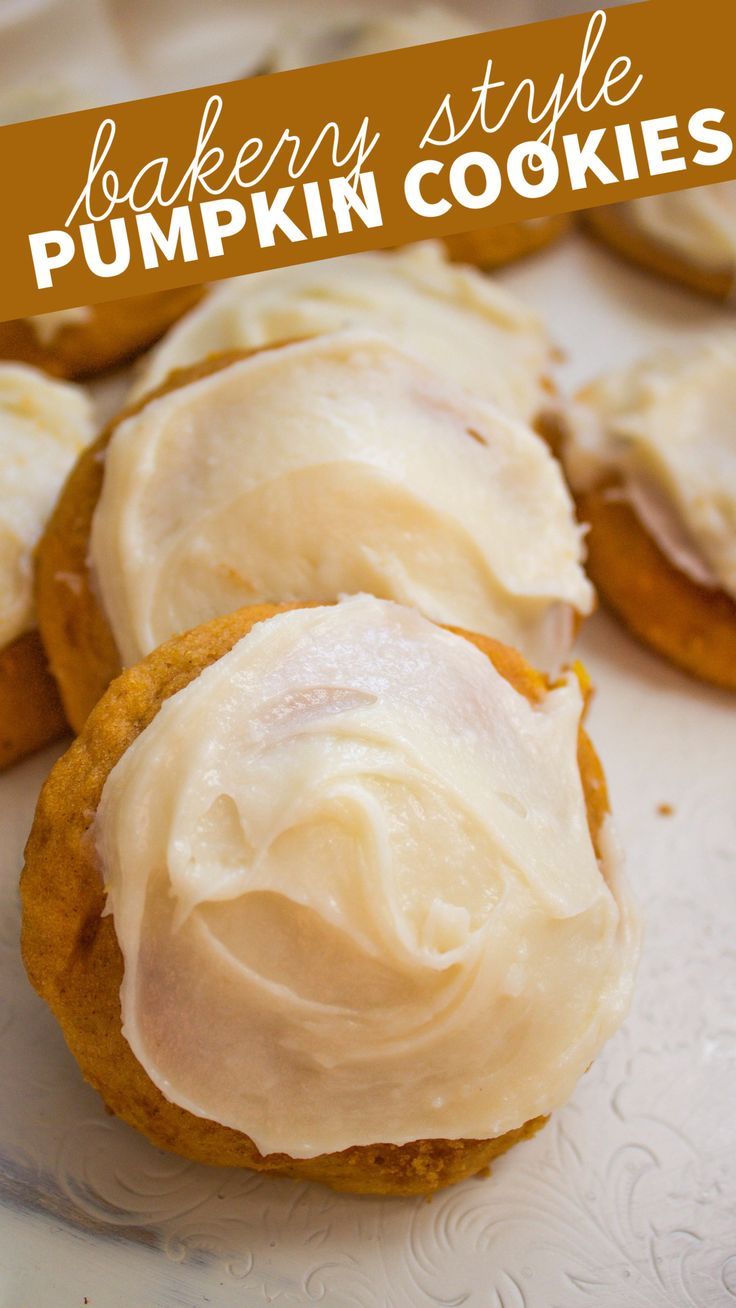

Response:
(1, 233), (735, 1307)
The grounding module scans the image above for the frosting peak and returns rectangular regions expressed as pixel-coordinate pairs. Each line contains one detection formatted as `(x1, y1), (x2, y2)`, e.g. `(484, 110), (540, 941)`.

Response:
(98, 596), (638, 1158)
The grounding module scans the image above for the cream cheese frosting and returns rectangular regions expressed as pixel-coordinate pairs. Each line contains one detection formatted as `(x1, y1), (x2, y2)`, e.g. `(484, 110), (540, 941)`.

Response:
(564, 337), (736, 599)
(0, 364), (94, 649)
(92, 331), (593, 671)
(97, 595), (639, 1159)
(133, 243), (551, 424)
(618, 182), (736, 275)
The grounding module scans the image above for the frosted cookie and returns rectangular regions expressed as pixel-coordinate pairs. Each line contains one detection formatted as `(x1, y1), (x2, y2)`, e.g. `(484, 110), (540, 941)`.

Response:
(135, 243), (553, 423)
(562, 337), (736, 688)
(21, 595), (639, 1194)
(585, 183), (736, 300)
(0, 364), (94, 767)
(38, 332), (594, 730)
(268, 8), (570, 271)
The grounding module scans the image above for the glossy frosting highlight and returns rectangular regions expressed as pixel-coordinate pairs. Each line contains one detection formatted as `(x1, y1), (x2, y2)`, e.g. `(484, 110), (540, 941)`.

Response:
(98, 596), (639, 1159)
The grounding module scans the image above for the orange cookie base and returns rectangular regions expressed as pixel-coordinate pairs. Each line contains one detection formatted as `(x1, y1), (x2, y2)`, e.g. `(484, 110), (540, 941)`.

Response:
(584, 207), (735, 301)
(0, 629), (68, 771)
(0, 287), (204, 380)
(444, 214), (570, 269)
(578, 483), (736, 690)
(21, 603), (608, 1195)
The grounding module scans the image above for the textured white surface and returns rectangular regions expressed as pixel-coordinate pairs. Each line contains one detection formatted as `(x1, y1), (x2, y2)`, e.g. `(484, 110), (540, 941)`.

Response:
(1, 235), (736, 1305)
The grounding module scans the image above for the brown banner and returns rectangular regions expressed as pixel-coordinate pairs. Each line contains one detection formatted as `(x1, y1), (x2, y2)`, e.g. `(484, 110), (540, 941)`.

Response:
(0, 0), (734, 322)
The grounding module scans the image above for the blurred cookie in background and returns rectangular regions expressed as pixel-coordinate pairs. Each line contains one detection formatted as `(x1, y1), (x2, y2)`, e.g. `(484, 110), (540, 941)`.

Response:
(561, 336), (736, 689)
(585, 184), (736, 301)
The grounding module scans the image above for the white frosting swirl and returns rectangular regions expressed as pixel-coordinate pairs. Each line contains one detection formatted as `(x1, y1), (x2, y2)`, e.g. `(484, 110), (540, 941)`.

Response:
(92, 331), (593, 671)
(564, 336), (736, 599)
(134, 243), (551, 423)
(98, 596), (639, 1159)
(618, 182), (736, 275)
(0, 364), (94, 648)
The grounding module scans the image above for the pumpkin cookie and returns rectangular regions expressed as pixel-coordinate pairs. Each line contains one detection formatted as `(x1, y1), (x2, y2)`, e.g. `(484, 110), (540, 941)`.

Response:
(21, 595), (639, 1194)
(38, 333), (593, 730)
(561, 337), (736, 688)
(0, 364), (94, 768)
(585, 183), (736, 301)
